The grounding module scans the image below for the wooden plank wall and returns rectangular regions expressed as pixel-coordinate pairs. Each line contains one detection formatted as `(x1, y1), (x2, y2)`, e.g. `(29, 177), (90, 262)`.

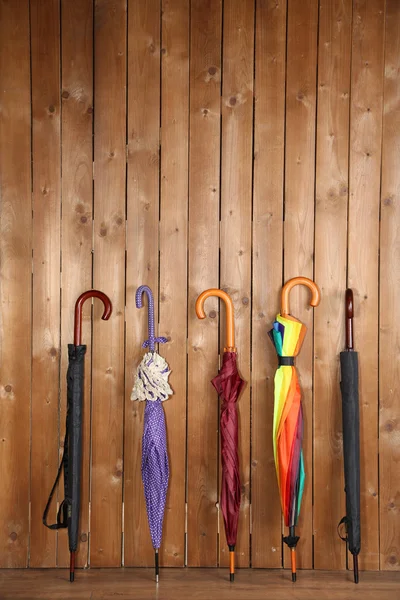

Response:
(0, 0), (398, 572)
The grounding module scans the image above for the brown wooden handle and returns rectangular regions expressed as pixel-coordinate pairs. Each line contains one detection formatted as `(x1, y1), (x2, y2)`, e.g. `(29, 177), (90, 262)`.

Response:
(281, 276), (321, 316)
(195, 288), (235, 351)
(74, 290), (112, 346)
(345, 288), (354, 351)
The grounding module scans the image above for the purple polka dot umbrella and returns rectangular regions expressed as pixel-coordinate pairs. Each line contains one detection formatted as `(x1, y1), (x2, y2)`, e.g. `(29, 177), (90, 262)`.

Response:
(131, 285), (172, 582)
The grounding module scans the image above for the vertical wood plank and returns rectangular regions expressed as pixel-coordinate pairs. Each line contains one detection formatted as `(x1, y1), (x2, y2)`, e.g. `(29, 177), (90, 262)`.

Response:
(124, 0), (161, 567)
(379, 0), (400, 573)
(313, 0), (352, 571)
(0, 0), (31, 568)
(159, 0), (189, 567)
(284, 0), (318, 571)
(29, 0), (61, 568)
(220, 0), (254, 569)
(57, 0), (94, 568)
(187, 0), (222, 568)
(251, 0), (286, 569)
(348, 0), (384, 572)
(91, 0), (126, 567)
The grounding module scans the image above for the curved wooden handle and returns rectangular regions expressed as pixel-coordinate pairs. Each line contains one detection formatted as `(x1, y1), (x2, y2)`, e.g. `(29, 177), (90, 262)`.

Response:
(74, 290), (112, 346)
(281, 276), (321, 316)
(345, 288), (354, 351)
(195, 288), (235, 351)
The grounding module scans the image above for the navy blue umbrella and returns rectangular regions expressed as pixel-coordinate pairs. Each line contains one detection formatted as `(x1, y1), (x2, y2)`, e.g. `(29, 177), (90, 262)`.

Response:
(43, 290), (112, 581)
(339, 289), (361, 583)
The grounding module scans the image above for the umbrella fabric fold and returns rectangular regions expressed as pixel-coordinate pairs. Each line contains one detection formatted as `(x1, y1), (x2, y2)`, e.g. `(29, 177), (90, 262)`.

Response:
(270, 314), (306, 529)
(212, 351), (244, 550)
(132, 285), (172, 582)
(131, 351), (172, 552)
(66, 343), (86, 554)
(42, 344), (86, 551)
(339, 288), (361, 583)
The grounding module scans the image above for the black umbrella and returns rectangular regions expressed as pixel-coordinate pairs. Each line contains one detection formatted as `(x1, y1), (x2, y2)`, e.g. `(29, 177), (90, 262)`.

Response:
(339, 288), (360, 583)
(43, 290), (112, 582)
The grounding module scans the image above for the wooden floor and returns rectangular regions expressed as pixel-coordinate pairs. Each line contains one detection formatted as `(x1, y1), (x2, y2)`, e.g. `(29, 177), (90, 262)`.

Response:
(0, 568), (399, 600)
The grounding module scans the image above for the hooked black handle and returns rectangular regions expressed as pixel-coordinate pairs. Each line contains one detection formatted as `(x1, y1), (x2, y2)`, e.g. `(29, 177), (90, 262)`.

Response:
(345, 288), (354, 351)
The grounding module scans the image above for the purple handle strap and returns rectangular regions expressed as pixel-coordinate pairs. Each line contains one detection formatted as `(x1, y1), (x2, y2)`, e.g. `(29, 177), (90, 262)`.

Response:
(136, 285), (167, 352)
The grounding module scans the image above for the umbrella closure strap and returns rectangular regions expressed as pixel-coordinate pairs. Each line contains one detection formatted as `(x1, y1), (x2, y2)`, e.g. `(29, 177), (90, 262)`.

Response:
(278, 356), (295, 367)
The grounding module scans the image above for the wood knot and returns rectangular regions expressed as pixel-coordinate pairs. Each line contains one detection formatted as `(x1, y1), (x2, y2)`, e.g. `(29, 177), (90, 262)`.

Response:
(209, 310), (217, 319)
(229, 96), (237, 106)
(80, 533), (88, 542)
(242, 297), (249, 305)
(49, 347), (57, 357)
(4, 385), (12, 393)
(61, 90), (70, 99)
(48, 105), (55, 114)
(208, 66), (217, 75)
(10, 532), (17, 541)
(384, 420), (395, 433)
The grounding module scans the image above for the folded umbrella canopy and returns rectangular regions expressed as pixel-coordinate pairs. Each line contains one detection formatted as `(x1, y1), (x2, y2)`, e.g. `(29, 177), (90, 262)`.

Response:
(338, 288), (360, 583)
(196, 289), (245, 582)
(269, 276), (320, 582)
(43, 290), (112, 582)
(131, 285), (172, 582)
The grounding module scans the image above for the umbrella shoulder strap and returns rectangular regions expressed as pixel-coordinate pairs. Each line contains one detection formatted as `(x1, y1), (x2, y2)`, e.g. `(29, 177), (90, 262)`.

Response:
(337, 516), (348, 542)
(42, 419), (70, 530)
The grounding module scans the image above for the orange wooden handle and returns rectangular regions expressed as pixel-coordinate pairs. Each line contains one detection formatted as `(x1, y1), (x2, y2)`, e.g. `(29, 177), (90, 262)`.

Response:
(195, 289), (235, 351)
(281, 276), (321, 316)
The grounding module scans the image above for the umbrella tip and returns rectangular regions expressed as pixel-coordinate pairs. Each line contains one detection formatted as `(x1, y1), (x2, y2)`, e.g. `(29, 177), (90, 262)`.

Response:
(292, 572), (296, 583)
(69, 551), (75, 583)
(155, 549), (159, 583)
(230, 573), (234, 583)
(353, 554), (359, 584)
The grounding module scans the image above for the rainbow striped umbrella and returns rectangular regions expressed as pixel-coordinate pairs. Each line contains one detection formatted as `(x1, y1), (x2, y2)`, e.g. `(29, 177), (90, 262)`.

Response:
(269, 277), (320, 582)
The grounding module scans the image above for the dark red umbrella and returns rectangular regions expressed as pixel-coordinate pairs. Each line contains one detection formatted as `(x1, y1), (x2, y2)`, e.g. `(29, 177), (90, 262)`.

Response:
(196, 289), (245, 581)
